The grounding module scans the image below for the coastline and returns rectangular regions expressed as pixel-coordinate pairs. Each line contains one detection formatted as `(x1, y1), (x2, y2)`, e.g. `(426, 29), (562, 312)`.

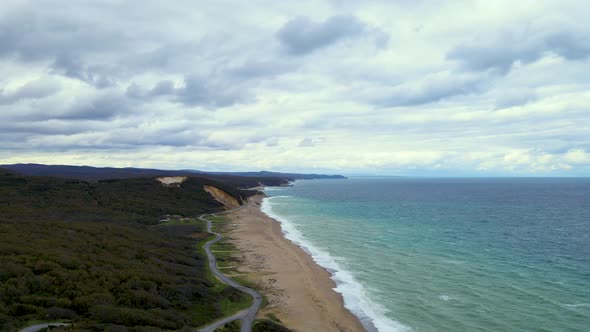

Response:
(224, 194), (367, 332)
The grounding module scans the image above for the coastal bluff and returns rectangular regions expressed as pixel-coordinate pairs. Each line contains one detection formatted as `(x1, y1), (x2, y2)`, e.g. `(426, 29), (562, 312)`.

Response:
(204, 184), (241, 209)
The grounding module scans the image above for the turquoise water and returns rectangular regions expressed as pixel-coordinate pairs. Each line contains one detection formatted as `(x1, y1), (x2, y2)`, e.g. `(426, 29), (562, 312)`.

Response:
(262, 178), (590, 332)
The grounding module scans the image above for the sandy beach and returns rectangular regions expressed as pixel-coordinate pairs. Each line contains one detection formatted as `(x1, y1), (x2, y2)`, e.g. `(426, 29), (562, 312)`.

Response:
(224, 195), (366, 332)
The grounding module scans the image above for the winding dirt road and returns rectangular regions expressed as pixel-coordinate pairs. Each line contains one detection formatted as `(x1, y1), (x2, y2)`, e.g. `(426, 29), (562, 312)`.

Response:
(197, 207), (263, 332)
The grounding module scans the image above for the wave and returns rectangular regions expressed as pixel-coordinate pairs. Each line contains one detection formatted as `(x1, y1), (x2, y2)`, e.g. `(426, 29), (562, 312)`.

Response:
(261, 196), (409, 332)
(563, 303), (590, 308)
(439, 294), (453, 301)
(262, 187), (287, 192)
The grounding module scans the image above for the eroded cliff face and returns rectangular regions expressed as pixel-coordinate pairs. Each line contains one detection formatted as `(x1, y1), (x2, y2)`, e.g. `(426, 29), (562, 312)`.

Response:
(156, 176), (188, 186)
(203, 185), (241, 209)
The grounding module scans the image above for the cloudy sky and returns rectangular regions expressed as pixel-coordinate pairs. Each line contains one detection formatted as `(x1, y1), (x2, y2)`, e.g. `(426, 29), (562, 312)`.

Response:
(1, 0), (589, 175)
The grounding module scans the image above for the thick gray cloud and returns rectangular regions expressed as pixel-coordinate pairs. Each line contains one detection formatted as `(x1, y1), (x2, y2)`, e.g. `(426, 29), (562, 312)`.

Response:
(0, 6), (130, 89)
(175, 76), (252, 108)
(60, 93), (132, 120)
(227, 59), (297, 80)
(277, 15), (367, 55)
(0, 91), (132, 124)
(365, 72), (488, 107)
(447, 42), (539, 74)
(494, 89), (538, 109)
(52, 54), (119, 88)
(129, 70), (269, 108)
(545, 32), (590, 60)
(447, 29), (590, 73)
(0, 79), (61, 105)
(0, 1), (588, 175)
(0, 120), (102, 136)
(126, 80), (176, 99)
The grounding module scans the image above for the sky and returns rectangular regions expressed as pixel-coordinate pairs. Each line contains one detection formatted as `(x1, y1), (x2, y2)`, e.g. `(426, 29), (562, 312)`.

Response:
(1, 0), (589, 176)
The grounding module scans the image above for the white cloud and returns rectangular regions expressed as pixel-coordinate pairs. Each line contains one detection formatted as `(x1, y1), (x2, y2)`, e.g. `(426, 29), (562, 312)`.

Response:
(563, 149), (590, 164)
(0, 0), (589, 175)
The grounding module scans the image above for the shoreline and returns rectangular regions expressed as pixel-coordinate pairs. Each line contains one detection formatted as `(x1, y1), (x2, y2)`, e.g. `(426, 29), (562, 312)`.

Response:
(225, 194), (367, 332)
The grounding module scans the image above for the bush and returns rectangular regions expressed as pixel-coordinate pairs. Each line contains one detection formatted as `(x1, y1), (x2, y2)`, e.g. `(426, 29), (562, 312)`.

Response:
(9, 303), (39, 316)
(0, 170), (257, 330)
(253, 320), (292, 332)
(46, 306), (77, 319)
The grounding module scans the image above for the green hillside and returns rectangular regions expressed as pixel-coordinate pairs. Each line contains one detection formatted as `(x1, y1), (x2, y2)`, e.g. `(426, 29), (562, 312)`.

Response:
(0, 169), (255, 331)
(0, 169), (248, 225)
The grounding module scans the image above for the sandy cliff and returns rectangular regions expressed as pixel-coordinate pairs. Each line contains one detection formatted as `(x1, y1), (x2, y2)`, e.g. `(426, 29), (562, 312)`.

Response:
(203, 185), (241, 209)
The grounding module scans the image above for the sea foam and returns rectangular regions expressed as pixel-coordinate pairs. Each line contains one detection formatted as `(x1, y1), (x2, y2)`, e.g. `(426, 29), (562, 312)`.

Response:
(261, 195), (409, 332)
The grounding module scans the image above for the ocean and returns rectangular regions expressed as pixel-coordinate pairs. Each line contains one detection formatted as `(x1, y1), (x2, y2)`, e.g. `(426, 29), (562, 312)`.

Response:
(261, 177), (590, 332)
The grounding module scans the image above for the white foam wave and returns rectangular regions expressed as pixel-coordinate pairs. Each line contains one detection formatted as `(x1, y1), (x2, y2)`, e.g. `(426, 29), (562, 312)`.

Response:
(563, 303), (590, 308)
(439, 295), (453, 301)
(262, 186), (287, 192)
(261, 196), (410, 332)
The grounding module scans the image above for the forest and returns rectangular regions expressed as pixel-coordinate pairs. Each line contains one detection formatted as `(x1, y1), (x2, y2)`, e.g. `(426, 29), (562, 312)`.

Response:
(0, 169), (280, 331)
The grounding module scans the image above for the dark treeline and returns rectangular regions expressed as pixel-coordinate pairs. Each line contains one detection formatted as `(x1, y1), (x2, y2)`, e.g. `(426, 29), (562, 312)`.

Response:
(0, 169), (276, 331)
(0, 164), (336, 186)
(0, 169), (252, 225)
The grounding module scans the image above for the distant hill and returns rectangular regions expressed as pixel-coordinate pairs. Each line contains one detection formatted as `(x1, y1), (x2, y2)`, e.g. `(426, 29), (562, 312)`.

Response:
(199, 170), (346, 180)
(0, 169), (244, 225)
(0, 163), (346, 183)
(0, 164), (204, 182)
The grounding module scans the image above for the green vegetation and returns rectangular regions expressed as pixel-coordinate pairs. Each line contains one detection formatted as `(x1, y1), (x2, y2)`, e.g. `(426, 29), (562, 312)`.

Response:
(266, 313), (281, 323)
(253, 320), (292, 332)
(201, 216), (254, 320)
(209, 217), (291, 331)
(208, 217), (256, 289)
(216, 320), (241, 332)
(0, 163), (292, 188)
(0, 219), (252, 331)
(0, 169), (296, 331)
(0, 170), (256, 331)
(0, 169), (249, 225)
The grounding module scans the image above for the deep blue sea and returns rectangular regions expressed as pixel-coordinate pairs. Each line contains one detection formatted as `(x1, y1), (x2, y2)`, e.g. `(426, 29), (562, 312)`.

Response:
(262, 178), (590, 332)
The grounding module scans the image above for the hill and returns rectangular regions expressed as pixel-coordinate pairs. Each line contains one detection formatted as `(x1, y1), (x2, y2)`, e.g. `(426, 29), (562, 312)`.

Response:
(0, 164), (346, 184)
(0, 169), (245, 225)
(0, 219), (247, 331)
(0, 170), (258, 331)
(195, 170), (346, 180)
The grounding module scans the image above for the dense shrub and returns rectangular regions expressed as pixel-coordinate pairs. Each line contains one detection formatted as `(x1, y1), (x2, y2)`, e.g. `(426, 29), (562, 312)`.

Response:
(253, 320), (292, 332)
(0, 170), (254, 331)
(0, 169), (250, 225)
(0, 220), (246, 331)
